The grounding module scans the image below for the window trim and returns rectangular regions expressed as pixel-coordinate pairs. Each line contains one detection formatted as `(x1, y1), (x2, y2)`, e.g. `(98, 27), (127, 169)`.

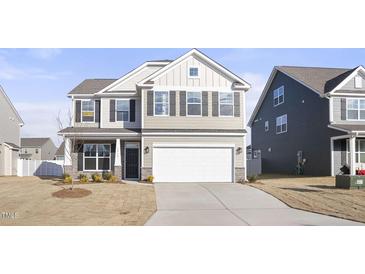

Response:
(218, 91), (234, 117)
(346, 139), (365, 164)
(276, 114), (287, 134)
(346, 98), (365, 121)
(153, 91), (170, 117)
(115, 99), (130, 122)
(188, 66), (200, 79)
(81, 99), (96, 123)
(83, 144), (111, 172)
(273, 86), (285, 107)
(186, 91), (202, 117)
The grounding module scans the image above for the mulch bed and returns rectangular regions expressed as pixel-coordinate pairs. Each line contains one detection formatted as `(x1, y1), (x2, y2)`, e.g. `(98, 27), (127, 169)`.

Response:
(52, 188), (92, 198)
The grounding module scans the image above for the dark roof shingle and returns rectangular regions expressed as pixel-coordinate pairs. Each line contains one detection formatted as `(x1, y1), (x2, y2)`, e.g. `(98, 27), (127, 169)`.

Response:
(68, 79), (117, 95)
(21, 138), (50, 147)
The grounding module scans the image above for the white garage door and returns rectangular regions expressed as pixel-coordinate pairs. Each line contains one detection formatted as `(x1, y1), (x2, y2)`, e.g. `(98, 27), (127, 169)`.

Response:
(153, 145), (234, 183)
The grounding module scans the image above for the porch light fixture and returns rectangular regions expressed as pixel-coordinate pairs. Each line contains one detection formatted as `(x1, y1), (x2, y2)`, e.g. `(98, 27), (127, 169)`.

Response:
(144, 146), (150, 154)
(236, 147), (242, 153)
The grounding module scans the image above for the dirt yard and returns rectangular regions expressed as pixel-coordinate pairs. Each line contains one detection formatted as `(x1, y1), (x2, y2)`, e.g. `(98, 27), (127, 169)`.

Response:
(0, 176), (156, 225)
(249, 176), (365, 223)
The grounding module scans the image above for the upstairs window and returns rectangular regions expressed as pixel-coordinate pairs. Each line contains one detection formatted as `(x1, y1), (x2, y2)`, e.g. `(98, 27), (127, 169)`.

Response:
(154, 91), (169, 116)
(276, 114), (287, 134)
(116, 100), (129, 121)
(355, 76), (363, 89)
(81, 100), (95, 122)
(219, 92), (233, 116)
(189, 67), (199, 78)
(347, 98), (365, 120)
(273, 86), (285, 106)
(187, 91), (202, 116)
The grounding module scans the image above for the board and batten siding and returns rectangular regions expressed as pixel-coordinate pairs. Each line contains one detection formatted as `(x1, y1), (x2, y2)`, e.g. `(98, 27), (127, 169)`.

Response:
(142, 136), (244, 168)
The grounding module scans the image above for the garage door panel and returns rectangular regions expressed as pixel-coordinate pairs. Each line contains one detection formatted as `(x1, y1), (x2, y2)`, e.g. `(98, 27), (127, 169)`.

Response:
(153, 146), (233, 183)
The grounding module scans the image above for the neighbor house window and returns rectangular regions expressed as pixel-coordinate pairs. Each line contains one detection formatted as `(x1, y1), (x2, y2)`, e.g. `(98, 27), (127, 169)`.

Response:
(276, 114), (287, 134)
(355, 76), (363, 89)
(154, 91), (169, 116)
(187, 91), (202, 116)
(265, 121), (269, 132)
(346, 139), (365, 163)
(84, 144), (110, 171)
(116, 100), (129, 121)
(219, 92), (233, 116)
(347, 98), (365, 120)
(189, 67), (199, 78)
(81, 100), (95, 122)
(273, 86), (284, 106)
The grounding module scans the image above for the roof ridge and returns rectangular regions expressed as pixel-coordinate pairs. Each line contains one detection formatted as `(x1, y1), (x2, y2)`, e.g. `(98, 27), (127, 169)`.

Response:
(276, 65), (352, 70)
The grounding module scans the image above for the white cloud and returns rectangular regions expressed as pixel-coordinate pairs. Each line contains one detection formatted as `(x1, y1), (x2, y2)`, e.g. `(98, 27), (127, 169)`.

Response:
(14, 101), (71, 146)
(241, 72), (268, 145)
(28, 48), (62, 60)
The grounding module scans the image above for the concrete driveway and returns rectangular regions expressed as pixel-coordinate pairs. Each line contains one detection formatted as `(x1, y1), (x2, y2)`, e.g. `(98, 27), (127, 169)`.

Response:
(146, 183), (363, 226)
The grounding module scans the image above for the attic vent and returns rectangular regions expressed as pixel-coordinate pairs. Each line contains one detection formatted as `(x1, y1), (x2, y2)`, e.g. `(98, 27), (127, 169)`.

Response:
(355, 76), (362, 89)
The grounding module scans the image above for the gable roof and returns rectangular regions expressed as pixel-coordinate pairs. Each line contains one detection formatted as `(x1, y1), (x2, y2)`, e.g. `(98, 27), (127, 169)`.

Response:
(21, 137), (51, 147)
(55, 141), (64, 156)
(0, 85), (24, 126)
(68, 79), (117, 95)
(138, 48), (251, 90)
(248, 65), (362, 127)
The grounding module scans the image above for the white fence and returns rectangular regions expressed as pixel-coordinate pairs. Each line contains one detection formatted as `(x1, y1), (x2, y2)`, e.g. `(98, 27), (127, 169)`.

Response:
(247, 157), (262, 177)
(17, 159), (64, 177)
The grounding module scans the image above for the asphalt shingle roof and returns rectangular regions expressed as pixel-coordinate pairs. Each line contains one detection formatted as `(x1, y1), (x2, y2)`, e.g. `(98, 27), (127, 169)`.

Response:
(21, 138), (50, 147)
(55, 141), (64, 156)
(68, 79), (117, 95)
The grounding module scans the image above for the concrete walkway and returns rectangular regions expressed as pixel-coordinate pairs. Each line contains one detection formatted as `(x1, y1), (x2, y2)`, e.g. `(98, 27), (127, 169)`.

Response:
(145, 183), (363, 226)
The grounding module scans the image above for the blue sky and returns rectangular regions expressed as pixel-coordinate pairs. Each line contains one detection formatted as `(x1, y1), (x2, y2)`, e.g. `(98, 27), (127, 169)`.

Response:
(1, 48), (365, 146)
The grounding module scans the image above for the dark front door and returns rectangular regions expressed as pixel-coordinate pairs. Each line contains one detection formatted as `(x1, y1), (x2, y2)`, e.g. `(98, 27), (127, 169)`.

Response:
(125, 147), (139, 179)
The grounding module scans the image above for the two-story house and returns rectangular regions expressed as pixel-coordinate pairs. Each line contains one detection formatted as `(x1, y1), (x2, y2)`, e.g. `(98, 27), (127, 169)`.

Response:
(20, 137), (57, 160)
(249, 65), (365, 176)
(0, 85), (24, 176)
(58, 49), (251, 183)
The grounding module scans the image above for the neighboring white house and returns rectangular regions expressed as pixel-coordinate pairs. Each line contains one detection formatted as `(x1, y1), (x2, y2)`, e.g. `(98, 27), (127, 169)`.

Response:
(0, 85), (24, 176)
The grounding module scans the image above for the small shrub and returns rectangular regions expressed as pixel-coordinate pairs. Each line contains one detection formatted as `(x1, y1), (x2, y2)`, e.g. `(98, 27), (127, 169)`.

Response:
(107, 175), (118, 183)
(91, 173), (103, 182)
(62, 173), (70, 179)
(78, 174), (89, 183)
(146, 175), (154, 183)
(102, 171), (112, 181)
(248, 175), (258, 183)
(63, 176), (72, 184)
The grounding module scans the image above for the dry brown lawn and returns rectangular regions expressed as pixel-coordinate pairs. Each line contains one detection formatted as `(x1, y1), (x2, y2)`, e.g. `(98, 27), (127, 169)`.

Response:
(0, 176), (156, 225)
(249, 175), (365, 223)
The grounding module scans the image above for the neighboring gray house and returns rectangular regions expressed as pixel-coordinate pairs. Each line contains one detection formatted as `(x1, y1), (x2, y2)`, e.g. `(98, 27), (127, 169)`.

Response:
(58, 49), (251, 182)
(54, 141), (65, 161)
(20, 138), (57, 160)
(249, 65), (365, 176)
(0, 85), (24, 176)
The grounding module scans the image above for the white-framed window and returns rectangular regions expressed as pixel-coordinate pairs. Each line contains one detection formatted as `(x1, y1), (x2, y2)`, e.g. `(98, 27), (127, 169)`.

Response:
(265, 121), (269, 132)
(273, 86), (285, 106)
(276, 114), (287, 134)
(347, 98), (365, 120)
(355, 76), (363, 89)
(187, 91), (202, 116)
(116, 99), (129, 122)
(346, 139), (365, 163)
(154, 91), (169, 116)
(188, 66), (199, 78)
(253, 149), (261, 159)
(81, 100), (95, 122)
(219, 92), (234, 116)
(84, 144), (111, 171)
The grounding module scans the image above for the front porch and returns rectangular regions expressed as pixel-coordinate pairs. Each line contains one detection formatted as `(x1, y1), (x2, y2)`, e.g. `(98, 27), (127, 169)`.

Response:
(63, 137), (141, 180)
(331, 134), (365, 176)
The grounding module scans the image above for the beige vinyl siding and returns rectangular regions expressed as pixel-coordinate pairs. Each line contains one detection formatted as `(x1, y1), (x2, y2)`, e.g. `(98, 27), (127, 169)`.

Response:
(101, 97), (141, 128)
(155, 56), (232, 88)
(143, 90), (244, 129)
(142, 136), (244, 168)
(74, 122), (99, 128)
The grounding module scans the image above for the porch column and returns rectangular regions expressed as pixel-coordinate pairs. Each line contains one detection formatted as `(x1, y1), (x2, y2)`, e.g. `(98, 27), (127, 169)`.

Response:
(115, 138), (121, 166)
(64, 137), (72, 166)
(349, 136), (356, 175)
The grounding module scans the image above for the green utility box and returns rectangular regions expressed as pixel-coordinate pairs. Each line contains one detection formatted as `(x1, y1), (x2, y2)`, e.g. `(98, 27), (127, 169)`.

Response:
(335, 175), (365, 189)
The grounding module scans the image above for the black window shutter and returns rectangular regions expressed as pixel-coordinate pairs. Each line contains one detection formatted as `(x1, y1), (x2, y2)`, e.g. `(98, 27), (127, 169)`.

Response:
(212, 92), (219, 117)
(77, 144), (83, 171)
(341, 98), (346, 120)
(202, 91), (208, 116)
(234, 92), (240, 117)
(147, 91), (154, 116)
(75, 100), (81, 122)
(130, 99), (136, 122)
(170, 91), (176, 116)
(110, 99), (115, 122)
(95, 100), (100, 122)
(180, 91), (186, 116)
